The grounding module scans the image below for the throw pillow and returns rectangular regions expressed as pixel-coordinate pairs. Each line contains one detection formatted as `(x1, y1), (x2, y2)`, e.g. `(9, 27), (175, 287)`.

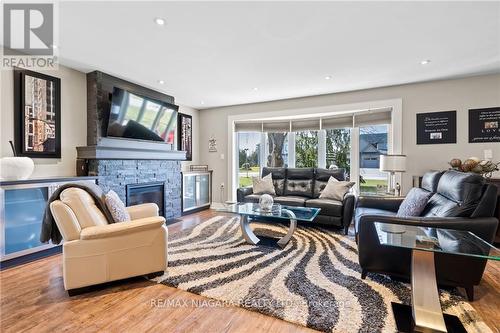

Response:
(319, 176), (355, 201)
(105, 190), (131, 222)
(252, 174), (276, 195)
(396, 188), (433, 217)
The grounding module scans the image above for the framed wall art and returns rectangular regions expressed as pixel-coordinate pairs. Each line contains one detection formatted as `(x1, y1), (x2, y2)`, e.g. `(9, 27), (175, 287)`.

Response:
(14, 68), (61, 158)
(469, 107), (500, 143)
(177, 113), (193, 160)
(416, 110), (456, 145)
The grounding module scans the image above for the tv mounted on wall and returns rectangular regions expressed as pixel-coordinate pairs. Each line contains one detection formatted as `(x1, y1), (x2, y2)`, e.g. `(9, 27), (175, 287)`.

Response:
(106, 87), (178, 144)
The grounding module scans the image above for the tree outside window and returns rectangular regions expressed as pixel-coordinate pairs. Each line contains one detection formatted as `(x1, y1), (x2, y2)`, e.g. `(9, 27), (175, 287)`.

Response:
(295, 131), (318, 168)
(267, 133), (288, 167)
(326, 128), (351, 177)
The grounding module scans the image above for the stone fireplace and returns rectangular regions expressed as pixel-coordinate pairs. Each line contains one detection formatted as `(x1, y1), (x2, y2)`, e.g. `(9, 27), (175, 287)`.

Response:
(77, 71), (186, 220)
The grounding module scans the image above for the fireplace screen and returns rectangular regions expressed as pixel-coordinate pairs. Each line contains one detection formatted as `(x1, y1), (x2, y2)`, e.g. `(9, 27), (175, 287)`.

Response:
(126, 182), (165, 217)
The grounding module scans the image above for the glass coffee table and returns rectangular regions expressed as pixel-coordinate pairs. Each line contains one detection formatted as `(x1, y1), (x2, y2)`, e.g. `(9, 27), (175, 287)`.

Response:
(375, 222), (500, 333)
(220, 202), (320, 248)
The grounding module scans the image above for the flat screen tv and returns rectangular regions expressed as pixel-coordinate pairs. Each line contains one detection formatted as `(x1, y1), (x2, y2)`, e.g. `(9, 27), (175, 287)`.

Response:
(107, 87), (178, 144)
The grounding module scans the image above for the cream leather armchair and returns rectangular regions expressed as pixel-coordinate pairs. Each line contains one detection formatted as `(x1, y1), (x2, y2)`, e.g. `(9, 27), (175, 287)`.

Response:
(49, 188), (167, 294)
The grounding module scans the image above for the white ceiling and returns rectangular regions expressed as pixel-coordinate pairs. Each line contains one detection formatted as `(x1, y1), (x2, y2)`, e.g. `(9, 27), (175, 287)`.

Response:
(58, 1), (500, 109)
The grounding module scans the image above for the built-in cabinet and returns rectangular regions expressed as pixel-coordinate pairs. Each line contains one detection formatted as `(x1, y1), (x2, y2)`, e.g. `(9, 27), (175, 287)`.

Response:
(181, 171), (212, 214)
(0, 177), (97, 265)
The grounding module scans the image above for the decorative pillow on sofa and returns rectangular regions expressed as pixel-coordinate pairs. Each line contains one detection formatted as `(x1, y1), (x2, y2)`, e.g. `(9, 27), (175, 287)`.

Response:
(319, 176), (355, 201)
(105, 190), (131, 222)
(252, 174), (276, 195)
(396, 188), (433, 217)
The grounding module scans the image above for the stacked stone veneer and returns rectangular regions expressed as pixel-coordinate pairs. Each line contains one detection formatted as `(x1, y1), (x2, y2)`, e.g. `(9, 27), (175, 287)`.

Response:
(88, 159), (182, 219)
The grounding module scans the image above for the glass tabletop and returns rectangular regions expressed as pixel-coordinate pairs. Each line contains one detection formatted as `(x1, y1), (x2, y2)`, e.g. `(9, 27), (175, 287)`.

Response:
(374, 222), (500, 260)
(218, 202), (320, 222)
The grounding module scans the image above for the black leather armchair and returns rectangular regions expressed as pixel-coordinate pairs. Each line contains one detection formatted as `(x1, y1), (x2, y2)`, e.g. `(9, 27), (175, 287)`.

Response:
(355, 170), (499, 301)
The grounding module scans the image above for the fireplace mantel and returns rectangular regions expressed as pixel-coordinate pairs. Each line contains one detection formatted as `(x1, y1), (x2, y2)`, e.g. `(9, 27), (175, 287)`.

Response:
(77, 137), (186, 160)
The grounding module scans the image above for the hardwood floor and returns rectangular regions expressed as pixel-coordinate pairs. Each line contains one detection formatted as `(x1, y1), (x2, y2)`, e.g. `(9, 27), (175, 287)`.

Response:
(1, 209), (498, 333)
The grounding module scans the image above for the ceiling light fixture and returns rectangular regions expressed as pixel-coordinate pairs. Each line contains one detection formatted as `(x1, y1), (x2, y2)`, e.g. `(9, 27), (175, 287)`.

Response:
(200, 101), (205, 105)
(253, 87), (258, 91)
(324, 75), (332, 80)
(158, 80), (165, 84)
(155, 17), (165, 26)
(420, 59), (431, 65)
(51, 44), (58, 49)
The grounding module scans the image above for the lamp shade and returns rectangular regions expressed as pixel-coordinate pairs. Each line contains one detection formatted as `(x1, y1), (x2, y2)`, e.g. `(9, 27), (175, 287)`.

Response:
(380, 154), (407, 172)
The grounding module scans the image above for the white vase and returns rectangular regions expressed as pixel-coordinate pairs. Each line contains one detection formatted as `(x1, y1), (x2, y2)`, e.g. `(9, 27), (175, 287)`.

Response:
(0, 157), (35, 180)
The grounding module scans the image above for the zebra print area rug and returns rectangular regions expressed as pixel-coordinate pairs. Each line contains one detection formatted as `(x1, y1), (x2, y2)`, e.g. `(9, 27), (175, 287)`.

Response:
(157, 215), (491, 333)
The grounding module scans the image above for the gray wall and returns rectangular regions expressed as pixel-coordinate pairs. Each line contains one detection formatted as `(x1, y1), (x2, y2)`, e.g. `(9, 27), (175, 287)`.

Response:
(199, 73), (500, 202)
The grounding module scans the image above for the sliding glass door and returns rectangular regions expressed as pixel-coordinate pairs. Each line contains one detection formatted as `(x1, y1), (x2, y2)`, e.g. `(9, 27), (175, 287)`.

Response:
(358, 125), (389, 194)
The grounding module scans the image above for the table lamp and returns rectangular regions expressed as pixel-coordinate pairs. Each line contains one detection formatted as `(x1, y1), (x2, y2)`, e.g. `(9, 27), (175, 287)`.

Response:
(380, 154), (407, 196)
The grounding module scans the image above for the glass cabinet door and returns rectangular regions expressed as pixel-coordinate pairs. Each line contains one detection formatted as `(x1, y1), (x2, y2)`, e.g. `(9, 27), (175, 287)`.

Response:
(183, 174), (196, 211)
(3, 187), (49, 255)
(197, 175), (210, 206)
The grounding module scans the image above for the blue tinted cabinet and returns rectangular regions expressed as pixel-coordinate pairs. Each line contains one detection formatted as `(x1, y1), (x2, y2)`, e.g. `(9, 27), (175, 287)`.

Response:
(181, 171), (212, 214)
(0, 177), (97, 263)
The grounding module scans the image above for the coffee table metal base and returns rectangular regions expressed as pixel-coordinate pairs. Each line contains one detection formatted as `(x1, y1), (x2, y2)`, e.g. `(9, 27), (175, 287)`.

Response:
(239, 209), (297, 248)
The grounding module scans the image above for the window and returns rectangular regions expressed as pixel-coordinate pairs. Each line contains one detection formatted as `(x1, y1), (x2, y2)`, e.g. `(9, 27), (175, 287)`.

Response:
(295, 130), (318, 168)
(326, 128), (351, 178)
(359, 125), (389, 194)
(237, 132), (261, 187)
(266, 133), (288, 167)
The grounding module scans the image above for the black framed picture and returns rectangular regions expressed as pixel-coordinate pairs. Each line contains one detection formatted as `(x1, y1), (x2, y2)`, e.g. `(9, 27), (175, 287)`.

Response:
(469, 107), (500, 143)
(416, 110), (456, 145)
(14, 68), (61, 158)
(177, 113), (192, 161)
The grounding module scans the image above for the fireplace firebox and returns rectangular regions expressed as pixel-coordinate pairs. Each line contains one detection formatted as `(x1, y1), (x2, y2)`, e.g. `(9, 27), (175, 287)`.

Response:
(126, 182), (165, 217)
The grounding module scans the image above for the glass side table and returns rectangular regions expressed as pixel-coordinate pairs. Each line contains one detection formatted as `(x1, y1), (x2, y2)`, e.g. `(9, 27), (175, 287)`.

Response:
(374, 222), (499, 333)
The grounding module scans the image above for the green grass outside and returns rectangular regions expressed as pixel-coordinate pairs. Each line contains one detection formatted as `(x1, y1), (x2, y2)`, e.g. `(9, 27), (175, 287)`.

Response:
(239, 177), (253, 187)
(239, 166), (260, 172)
(360, 179), (388, 194)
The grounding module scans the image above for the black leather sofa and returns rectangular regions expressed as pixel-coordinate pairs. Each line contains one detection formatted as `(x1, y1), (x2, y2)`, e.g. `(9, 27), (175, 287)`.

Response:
(237, 167), (355, 234)
(355, 170), (499, 300)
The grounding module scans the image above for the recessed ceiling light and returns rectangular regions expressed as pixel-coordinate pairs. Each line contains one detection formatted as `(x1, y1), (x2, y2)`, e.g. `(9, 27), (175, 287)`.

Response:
(324, 75), (332, 80)
(158, 80), (165, 84)
(155, 17), (165, 26)
(420, 59), (431, 65)
(200, 101), (205, 105)
(51, 44), (58, 49)
(253, 87), (258, 91)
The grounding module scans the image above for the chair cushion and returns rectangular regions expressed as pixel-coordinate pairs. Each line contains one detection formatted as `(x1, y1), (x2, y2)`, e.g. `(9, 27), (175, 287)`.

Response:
(396, 188), (433, 217)
(422, 170), (486, 217)
(252, 174), (276, 195)
(313, 168), (346, 198)
(421, 171), (444, 192)
(274, 196), (307, 207)
(262, 167), (286, 196)
(306, 198), (343, 216)
(105, 190), (131, 222)
(284, 168), (314, 198)
(60, 188), (109, 228)
(354, 207), (396, 232)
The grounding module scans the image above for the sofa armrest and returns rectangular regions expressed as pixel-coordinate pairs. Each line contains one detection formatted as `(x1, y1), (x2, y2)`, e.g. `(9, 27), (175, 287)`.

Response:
(237, 186), (253, 202)
(358, 215), (499, 243)
(356, 196), (405, 212)
(126, 203), (159, 220)
(80, 216), (166, 240)
(342, 193), (356, 231)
